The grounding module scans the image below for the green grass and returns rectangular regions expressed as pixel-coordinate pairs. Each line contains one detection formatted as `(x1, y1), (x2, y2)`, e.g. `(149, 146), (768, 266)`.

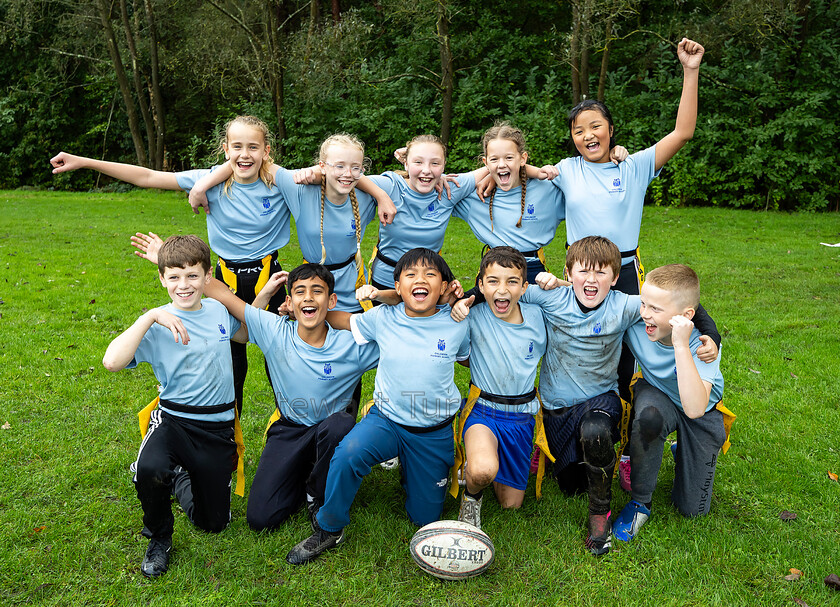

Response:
(1, 190), (839, 606)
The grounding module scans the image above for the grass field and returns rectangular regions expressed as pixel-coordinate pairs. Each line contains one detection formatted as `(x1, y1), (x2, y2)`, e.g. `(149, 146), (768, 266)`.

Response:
(1, 189), (839, 606)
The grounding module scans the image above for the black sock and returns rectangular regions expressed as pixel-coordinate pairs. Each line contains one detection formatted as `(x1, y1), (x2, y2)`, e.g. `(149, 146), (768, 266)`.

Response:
(465, 488), (484, 500)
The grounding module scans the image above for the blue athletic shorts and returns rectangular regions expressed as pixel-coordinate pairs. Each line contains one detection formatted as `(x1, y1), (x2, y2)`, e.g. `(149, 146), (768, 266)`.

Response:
(463, 402), (535, 490)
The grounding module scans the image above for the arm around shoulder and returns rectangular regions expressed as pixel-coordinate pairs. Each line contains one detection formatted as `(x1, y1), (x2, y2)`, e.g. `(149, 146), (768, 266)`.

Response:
(103, 309), (188, 371)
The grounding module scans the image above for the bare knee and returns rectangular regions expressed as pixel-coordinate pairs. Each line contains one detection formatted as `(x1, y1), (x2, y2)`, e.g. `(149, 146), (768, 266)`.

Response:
(465, 459), (497, 490)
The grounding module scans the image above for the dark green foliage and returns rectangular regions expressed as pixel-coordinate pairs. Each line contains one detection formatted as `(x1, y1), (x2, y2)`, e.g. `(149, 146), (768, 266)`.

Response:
(1, 0), (837, 209)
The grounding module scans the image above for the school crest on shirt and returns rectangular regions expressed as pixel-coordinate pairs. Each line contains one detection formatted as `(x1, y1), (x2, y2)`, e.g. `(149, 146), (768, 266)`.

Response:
(350, 219), (356, 230)
(428, 202), (435, 212)
(438, 339), (446, 351)
(592, 322), (602, 335)
(608, 176), (624, 194)
(259, 196), (274, 216)
(324, 363), (332, 375)
(525, 340), (535, 361)
(423, 201), (444, 220)
(218, 324), (226, 335)
(521, 202), (537, 222)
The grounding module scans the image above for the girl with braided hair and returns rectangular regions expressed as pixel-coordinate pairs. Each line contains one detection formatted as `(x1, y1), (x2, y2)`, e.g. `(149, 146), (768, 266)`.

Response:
(452, 122), (567, 284)
(193, 133), (397, 313)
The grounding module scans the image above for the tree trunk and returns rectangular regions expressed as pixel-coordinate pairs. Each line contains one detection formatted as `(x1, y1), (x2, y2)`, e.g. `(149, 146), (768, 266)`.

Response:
(118, 0), (156, 168)
(143, 0), (165, 169)
(570, 0), (581, 105)
(597, 15), (613, 101)
(436, 0), (454, 146)
(266, 1), (286, 157)
(95, 0), (148, 166)
(332, 0), (340, 24)
(579, 0), (591, 99)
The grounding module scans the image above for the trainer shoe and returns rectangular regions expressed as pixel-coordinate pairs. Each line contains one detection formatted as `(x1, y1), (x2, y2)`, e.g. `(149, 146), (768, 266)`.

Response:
(585, 511), (612, 556)
(141, 537), (172, 578)
(458, 494), (483, 529)
(286, 524), (345, 565)
(612, 500), (651, 542)
(618, 456), (632, 493)
(306, 499), (321, 533)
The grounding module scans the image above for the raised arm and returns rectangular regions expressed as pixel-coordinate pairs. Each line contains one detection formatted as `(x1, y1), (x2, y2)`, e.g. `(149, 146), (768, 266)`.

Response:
(654, 38), (704, 171)
(205, 277), (248, 322)
(356, 176), (396, 225)
(670, 315), (713, 419)
(103, 309), (188, 371)
(50, 152), (180, 190)
(188, 161), (234, 215)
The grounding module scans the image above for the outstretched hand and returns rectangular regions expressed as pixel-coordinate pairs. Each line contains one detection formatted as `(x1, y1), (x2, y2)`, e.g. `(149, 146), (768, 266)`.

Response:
(677, 38), (704, 70)
(131, 232), (164, 265)
(50, 152), (83, 174)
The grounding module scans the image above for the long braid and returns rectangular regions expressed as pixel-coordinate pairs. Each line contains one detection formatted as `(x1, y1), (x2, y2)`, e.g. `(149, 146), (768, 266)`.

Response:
(319, 177), (327, 263)
(488, 189), (496, 233)
(516, 165), (527, 228)
(349, 189), (363, 269)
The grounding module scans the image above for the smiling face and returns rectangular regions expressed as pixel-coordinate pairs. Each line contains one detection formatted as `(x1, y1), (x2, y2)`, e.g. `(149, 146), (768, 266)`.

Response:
(287, 275), (337, 332)
(639, 282), (693, 345)
(571, 109), (614, 164)
(569, 261), (618, 309)
(483, 138), (527, 191)
(223, 122), (270, 184)
(320, 143), (365, 203)
(405, 141), (446, 195)
(478, 262), (526, 323)
(395, 263), (448, 317)
(159, 264), (211, 312)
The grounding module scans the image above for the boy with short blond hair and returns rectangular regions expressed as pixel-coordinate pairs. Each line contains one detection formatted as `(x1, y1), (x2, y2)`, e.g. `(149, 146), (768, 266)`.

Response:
(613, 264), (727, 542)
(103, 235), (247, 578)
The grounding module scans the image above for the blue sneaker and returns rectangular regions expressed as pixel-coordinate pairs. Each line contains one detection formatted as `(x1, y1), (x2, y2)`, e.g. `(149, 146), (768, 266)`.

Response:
(612, 500), (651, 542)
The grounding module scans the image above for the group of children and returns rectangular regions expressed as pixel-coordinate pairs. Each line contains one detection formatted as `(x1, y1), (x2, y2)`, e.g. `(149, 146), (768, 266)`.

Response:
(51, 37), (734, 577)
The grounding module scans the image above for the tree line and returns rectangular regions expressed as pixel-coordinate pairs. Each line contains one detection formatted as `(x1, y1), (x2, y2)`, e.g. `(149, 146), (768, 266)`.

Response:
(1, 0), (837, 210)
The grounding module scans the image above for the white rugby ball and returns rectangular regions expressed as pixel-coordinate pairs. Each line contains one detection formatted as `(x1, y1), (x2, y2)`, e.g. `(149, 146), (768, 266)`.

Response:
(409, 520), (494, 580)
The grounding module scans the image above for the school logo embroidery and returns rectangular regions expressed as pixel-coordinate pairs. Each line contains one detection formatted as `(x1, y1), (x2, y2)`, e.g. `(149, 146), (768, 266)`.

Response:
(324, 363), (332, 375)
(428, 202), (435, 212)
(350, 219), (356, 230)
(592, 322), (602, 335)
(613, 178), (621, 188)
(437, 339), (446, 352)
(262, 197), (271, 209)
(527, 203), (535, 215)
(218, 324), (226, 335)
(528, 341), (534, 353)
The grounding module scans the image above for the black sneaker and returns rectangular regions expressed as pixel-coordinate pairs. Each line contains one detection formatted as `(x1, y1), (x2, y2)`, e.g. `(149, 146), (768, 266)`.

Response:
(306, 500), (321, 533)
(141, 537), (172, 578)
(286, 525), (345, 565)
(585, 511), (612, 556)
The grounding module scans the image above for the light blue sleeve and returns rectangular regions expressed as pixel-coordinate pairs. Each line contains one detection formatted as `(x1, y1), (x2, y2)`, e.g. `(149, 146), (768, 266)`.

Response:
(274, 167), (303, 217)
(351, 305), (384, 344)
(175, 167), (216, 192)
(367, 173), (399, 201)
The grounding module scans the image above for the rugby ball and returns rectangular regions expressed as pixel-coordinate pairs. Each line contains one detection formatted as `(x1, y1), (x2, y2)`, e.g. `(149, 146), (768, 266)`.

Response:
(409, 520), (494, 580)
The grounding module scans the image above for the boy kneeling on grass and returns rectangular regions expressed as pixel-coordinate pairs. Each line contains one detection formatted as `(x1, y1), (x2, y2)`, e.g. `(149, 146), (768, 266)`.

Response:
(286, 248), (469, 565)
(103, 235), (248, 578)
(613, 264), (731, 542)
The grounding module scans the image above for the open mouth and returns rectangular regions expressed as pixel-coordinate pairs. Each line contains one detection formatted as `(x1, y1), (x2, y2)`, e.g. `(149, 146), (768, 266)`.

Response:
(493, 298), (510, 314)
(300, 305), (318, 318)
(497, 170), (511, 186)
(175, 291), (194, 300)
(644, 322), (656, 336)
(417, 176), (434, 186)
(411, 287), (429, 301)
(583, 286), (598, 298)
(236, 161), (254, 171)
(585, 142), (600, 154)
